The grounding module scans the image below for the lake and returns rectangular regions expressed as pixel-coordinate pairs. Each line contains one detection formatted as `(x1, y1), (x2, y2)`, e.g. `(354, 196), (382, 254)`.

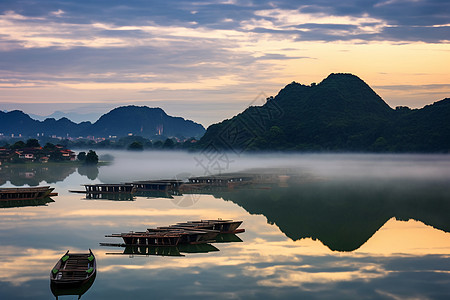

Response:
(1, 151), (449, 299)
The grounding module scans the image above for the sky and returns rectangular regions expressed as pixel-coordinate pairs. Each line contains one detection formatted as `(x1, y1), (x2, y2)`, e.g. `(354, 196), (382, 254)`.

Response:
(0, 0), (449, 127)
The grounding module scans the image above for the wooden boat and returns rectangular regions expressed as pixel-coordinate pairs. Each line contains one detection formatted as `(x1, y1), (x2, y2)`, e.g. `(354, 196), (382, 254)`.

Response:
(106, 228), (218, 246)
(0, 186), (56, 201)
(169, 219), (244, 234)
(71, 183), (136, 194)
(104, 243), (220, 257)
(50, 249), (96, 288)
(0, 197), (54, 209)
(131, 179), (183, 192)
(50, 273), (96, 300)
(149, 227), (220, 243)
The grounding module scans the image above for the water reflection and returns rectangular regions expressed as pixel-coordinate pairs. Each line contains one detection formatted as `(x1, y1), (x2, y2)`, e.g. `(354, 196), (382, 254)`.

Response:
(82, 193), (135, 201)
(0, 163), (100, 186)
(77, 166), (99, 181)
(0, 164), (78, 186)
(50, 273), (96, 300)
(0, 153), (449, 299)
(0, 196), (55, 209)
(103, 233), (242, 257)
(106, 244), (220, 257)
(206, 179), (450, 251)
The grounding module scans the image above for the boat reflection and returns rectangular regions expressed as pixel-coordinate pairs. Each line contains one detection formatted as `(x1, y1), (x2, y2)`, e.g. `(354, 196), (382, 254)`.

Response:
(106, 243), (220, 257)
(50, 273), (96, 300)
(213, 233), (243, 243)
(82, 193), (135, 201)
(103, 233), (242, 257)
(0, 196), (55, 209)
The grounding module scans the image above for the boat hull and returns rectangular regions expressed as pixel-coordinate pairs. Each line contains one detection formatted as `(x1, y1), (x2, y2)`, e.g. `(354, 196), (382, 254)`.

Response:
(173, 220), (244, 233)
(0, 186), (55, 201)
(50, 249), (96, 288)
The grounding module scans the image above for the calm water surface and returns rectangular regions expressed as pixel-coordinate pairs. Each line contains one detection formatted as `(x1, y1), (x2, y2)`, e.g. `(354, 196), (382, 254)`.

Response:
(1, 152), (449, 299)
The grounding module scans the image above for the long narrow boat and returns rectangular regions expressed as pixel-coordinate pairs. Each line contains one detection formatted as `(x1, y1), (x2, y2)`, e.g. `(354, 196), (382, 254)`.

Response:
(106, 228), (219, 246)
(50, 249), (96, 288)
(169, 219), (244, 234)
(70, 183), (136, 195)
(0, 186), (56, 201)
(148, 227), (220, 243)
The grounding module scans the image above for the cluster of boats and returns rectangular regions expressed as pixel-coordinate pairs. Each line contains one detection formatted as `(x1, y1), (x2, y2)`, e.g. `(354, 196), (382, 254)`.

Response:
(49, 219), (244, 298)
(104, 219), (245, 247)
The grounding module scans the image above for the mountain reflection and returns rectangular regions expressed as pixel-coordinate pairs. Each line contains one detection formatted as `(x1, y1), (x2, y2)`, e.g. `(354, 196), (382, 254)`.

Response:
(205, 179), (450, 252)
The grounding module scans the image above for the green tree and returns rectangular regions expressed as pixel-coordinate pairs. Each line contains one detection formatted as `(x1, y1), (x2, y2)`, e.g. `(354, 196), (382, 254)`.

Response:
(11, 141), (25, 149)
(128, 141), (144, 151)
(44, 143), (56, 150)
(77, 151), (86, 161)
(84, 150), (99, 165)
(153, 140), (163, 149)
(162, 138), (175, 149)
(49, 150), (63, 162)
(25, 139), (40, 148)
(371, 137), (388, 152)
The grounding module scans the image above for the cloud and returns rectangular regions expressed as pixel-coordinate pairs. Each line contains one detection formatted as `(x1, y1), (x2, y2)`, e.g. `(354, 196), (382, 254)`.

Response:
(1, 0), (449, 46)
(0, 1), (448, 126)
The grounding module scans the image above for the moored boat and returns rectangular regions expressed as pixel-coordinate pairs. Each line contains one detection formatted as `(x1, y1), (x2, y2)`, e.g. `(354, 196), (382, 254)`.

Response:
(50, 249), (96, 288)
(0, 186), (56, 201)
(170, 219), (244, 234)
(106, 228), (218, 246)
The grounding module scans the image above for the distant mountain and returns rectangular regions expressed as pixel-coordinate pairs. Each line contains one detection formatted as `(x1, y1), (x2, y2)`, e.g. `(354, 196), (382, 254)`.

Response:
(87, 106), (205, 138)
(197, 73), (450, 152)
(29, 111), (102, 123)
(0, 106), (205, 139)
(0, 110), (90, 137)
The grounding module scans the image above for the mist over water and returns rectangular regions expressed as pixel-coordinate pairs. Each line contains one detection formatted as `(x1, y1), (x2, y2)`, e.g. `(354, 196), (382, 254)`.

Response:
(94, 151), (450, 183)
(1, 151), (449, 299)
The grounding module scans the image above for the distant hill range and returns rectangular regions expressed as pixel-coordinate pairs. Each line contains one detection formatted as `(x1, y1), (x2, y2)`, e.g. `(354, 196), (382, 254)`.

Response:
(0, 106), (205, 139)
(197, 73), (450, 152)
(29, 111), (102, 123)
